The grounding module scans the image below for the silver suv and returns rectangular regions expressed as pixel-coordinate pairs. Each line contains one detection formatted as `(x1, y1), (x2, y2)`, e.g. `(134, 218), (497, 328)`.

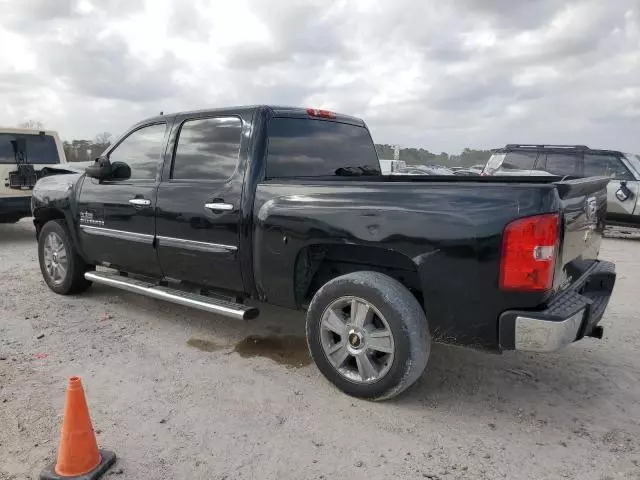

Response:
(483, 144), (640, 227)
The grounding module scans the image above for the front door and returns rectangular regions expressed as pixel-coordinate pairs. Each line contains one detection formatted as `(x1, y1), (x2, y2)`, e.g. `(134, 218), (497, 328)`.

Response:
(583, 152), (639, 217)
(155, 115), (245, 292)
(77, 122), (169, 276)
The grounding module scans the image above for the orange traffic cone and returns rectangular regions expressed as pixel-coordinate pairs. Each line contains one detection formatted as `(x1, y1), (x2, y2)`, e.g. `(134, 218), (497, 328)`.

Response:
(40, 376), (116, 480)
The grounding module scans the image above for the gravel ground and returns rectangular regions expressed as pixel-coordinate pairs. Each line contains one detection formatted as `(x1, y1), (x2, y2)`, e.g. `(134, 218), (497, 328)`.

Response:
(1, 219), (639, 480)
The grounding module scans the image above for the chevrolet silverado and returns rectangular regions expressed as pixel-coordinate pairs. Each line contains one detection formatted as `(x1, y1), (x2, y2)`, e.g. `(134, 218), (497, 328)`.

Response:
(31, 106), (616, 400)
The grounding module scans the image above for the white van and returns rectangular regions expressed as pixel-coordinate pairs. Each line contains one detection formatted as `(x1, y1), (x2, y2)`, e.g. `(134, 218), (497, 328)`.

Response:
(1, 127), (68, 223)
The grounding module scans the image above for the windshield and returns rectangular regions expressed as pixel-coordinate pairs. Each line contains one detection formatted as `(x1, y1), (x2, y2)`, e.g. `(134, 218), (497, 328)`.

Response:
(0, 133), (60, 165)
(624, 152), (640, 177)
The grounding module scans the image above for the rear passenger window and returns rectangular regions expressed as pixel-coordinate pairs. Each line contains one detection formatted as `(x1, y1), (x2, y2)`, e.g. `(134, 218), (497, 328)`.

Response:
(172, 117), (242, 181)
(584, 154), (633, 180)
(542, 153), (579, 176)
(502, 151), (537, 170)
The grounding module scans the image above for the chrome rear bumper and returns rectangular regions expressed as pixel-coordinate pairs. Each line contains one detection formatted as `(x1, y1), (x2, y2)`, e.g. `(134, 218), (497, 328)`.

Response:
(514, 310), (585, 352)
(499, 260), (615, 352)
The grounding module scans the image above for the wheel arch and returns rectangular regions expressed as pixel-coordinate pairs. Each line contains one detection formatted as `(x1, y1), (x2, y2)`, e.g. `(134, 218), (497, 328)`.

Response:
(33, 207), (65, 238)
(33, 207), (89, 263)
(293, 243), (422, 309)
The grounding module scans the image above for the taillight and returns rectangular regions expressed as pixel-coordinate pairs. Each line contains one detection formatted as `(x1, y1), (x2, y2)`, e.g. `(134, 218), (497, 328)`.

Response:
(500, 213), (560, 291)
(306, 108), (336, 119)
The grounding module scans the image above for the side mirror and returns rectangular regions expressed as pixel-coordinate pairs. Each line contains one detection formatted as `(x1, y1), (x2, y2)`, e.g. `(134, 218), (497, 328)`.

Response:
(85, 156), (112, 180)
(615, 181), (633, 202)
(110, 161), (131, 180)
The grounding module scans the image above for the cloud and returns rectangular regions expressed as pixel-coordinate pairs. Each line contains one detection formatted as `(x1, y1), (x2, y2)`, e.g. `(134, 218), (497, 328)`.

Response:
(5, 0), (77, 24)
(0, 0), (638, 154)
(35, 34), (183, 102)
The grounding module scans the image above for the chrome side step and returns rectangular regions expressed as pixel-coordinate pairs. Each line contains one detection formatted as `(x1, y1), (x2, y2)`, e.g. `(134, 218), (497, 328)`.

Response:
(85, 271), (259, 320)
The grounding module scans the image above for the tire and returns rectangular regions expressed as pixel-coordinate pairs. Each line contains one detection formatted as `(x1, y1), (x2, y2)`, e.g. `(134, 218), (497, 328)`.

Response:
(38, 220), (94, 295)
(306, 271), (430, 400)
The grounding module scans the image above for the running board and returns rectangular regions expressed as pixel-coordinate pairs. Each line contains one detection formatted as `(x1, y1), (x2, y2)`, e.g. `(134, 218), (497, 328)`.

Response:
(85, 271), (259, 320)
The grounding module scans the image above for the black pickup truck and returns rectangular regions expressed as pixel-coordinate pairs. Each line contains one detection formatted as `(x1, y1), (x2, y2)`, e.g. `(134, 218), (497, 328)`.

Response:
(31, 105), (616, 400)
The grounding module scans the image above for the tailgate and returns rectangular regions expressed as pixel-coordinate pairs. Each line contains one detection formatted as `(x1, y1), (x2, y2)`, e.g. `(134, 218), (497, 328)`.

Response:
(554, 176), (610, 290)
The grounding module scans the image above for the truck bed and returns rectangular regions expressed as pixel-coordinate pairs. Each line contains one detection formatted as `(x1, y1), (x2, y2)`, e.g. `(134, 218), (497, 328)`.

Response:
(253, 175), (609, 350)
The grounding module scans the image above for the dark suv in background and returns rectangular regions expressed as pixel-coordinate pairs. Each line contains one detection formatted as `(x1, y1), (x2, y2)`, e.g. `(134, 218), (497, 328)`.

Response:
(483, 144), (640, 227)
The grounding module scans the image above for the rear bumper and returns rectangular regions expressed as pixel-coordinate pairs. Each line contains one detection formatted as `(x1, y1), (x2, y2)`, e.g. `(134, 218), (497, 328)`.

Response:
(499, 260), (616, 352)
(0, 195), (32, 219)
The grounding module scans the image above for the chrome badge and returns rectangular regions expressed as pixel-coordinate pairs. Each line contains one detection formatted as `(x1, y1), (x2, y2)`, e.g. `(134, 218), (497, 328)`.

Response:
(79, 211), (104, 226)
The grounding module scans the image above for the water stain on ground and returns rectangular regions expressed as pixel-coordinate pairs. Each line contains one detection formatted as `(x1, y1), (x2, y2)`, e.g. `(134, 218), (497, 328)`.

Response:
(233, 335), (311, 368)
(186, 338), (224, 352)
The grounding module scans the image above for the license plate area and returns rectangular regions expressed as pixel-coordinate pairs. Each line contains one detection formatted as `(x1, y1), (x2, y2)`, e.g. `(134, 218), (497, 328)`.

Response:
(8, 168), (38, 189)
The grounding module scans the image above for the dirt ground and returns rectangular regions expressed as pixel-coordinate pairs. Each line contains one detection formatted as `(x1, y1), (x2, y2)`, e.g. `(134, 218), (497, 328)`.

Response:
(1, 219), (639, 480)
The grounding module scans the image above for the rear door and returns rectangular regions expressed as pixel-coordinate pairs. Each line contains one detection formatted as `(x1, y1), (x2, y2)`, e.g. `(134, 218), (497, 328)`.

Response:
(77, 122), (169, 276)
(582, 152), (638, 218)
(155, 114), (245, 292)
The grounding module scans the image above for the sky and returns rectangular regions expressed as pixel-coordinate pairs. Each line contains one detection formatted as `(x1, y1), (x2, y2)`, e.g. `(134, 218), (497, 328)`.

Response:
(0, 0), (638, 154)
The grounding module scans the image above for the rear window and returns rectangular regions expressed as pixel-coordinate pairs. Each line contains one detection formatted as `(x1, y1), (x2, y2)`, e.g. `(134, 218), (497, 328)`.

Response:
(266, 118), (380, 178)
(0, 133), (60, 164)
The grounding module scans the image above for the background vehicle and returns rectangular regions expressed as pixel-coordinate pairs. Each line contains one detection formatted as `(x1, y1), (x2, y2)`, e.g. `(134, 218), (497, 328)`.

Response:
(379, 159), (406, 174)
(31, 107), (616, 400)
(483, 144), (640, 227)
(453, 168), (481, 176)
(0, 127), (67, 223)
(393, 165), (453, 175)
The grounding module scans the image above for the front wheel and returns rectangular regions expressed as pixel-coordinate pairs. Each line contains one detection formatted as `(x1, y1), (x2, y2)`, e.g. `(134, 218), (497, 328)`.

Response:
(306, 271), (431, 400)
(38, 220), (93, 295)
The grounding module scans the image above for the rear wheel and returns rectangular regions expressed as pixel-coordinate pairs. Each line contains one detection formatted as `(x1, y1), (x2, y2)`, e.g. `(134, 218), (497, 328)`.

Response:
(306, 271), (430, 400)
(38, 220), (93, 294)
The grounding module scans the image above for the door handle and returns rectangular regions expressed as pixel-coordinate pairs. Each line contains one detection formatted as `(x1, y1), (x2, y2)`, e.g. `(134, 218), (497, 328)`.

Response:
(129, 198), (151, 207)
(204, 202), (233, 212)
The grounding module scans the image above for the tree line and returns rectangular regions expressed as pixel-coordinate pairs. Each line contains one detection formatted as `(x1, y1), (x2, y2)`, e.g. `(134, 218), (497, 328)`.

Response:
(18, 121), (493, 167)
(374, 144), (493, 168)
(63, 133), (112, 163)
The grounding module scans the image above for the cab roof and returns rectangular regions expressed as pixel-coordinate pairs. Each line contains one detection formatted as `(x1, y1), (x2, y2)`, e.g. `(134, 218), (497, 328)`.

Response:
(138, 105), (367, 127)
